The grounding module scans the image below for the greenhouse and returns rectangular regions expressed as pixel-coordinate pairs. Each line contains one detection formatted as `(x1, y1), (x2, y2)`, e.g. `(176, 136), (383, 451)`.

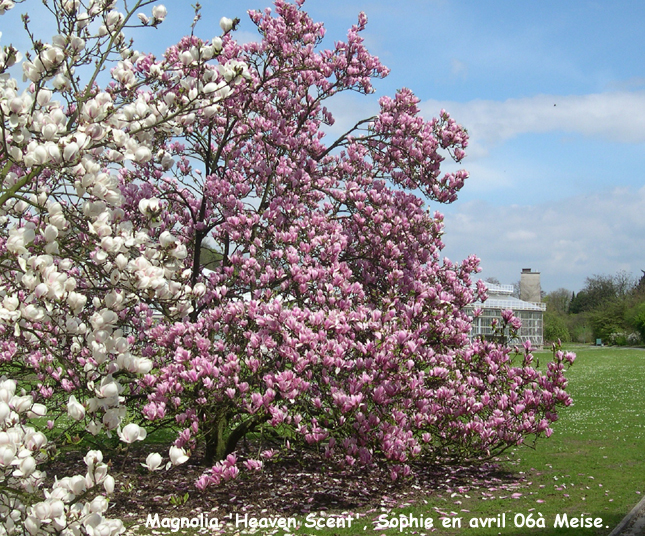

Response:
(468, 281), (546, 348)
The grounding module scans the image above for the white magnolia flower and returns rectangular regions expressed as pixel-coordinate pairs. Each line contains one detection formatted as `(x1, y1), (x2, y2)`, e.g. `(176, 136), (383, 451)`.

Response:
(31, 500), (53, 521)
(159, 231), (176, 248)
(106, 10), (124, 30)
(40, 46), (64, 70)
(133, 146), (152, 162)
(24, 430), (47, 450)
(3, 295), (19, 311)
(11, 394), (34, 414)
(0, 378), (17, 402)
(138, 197), (161, 217)
(67, 395), (86, 421)
(67, 474), (87, 495)
(67, 291), (87, 315)
(15, 455), (36, 477)
(89, 495), (109, 513)
(117, 422), (147, 443)
(95, 377), (120, 399)
(152, 4), (167, 21)
(86, 420), (103, 436)
(62, 0), (79, 13)
(0, 1), (15, 16)
(193, 282), (207, 298)
(27, 403), (47, 418)
(83, 450), (103, 469)
(219, 16), (233, 32)
(141, 452), (163, 471)
(63, 141), (80, 161)
(103, 474), (115, 494)
(0, 444), (16, 466)
(93, 463), (109, 487)
(168, 445), (188, 466)
(0, 401), (10, 422)
(103, 408), (125, 431)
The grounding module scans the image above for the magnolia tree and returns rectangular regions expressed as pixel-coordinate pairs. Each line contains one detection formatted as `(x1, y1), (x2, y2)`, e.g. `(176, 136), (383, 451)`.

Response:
(0, 0), (574, 525)
(0, 0), (234, 532)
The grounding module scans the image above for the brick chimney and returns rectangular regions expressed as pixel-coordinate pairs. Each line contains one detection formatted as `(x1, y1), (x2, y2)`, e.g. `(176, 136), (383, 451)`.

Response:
(520, 268), (541, 303)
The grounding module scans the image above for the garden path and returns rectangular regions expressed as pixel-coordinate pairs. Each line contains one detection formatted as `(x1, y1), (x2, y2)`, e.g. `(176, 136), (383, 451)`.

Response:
(609, 495), (645, 535)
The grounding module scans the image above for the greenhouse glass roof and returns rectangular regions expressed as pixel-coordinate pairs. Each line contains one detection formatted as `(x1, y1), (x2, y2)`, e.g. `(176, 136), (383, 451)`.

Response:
(470, 283), (547, 312)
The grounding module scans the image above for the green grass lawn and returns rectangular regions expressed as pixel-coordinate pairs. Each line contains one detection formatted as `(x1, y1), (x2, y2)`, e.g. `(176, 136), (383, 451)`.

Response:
(126, 345), (645, 536)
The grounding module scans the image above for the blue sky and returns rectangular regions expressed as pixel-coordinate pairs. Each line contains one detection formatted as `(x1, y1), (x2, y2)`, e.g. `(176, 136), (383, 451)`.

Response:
(3, 0), (644, 292)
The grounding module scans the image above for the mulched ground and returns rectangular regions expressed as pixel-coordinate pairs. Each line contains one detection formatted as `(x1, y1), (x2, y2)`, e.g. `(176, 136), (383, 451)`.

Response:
(45, 442), (525, 534)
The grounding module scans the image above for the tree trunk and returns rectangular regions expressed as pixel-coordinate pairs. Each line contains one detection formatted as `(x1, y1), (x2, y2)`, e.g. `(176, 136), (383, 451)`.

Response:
(203, 414), (228, 466)
(202, 413), (268, 466)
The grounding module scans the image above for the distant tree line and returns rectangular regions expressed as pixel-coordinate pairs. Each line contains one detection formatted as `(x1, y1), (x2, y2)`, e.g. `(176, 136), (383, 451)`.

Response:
(543, 271), (645, 345)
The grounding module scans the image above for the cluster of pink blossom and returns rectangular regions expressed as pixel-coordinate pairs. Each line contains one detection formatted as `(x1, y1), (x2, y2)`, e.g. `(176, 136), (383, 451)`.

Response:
(129, 0), (573, 482)
(0, 0), (574, 511)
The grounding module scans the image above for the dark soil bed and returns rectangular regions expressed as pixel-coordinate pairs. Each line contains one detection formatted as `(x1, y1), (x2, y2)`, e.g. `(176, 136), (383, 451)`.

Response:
(44, 442), (524, 532)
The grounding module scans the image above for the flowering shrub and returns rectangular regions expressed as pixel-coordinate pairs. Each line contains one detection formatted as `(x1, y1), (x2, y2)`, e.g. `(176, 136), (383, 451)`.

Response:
(607, 331), (641, 346)
(0, 0), (574, 507)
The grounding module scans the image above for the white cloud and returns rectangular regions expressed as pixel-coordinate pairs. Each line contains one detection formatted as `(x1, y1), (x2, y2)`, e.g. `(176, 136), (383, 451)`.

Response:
(440, 186), (645, 292)
(420, 91), (645, 147)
